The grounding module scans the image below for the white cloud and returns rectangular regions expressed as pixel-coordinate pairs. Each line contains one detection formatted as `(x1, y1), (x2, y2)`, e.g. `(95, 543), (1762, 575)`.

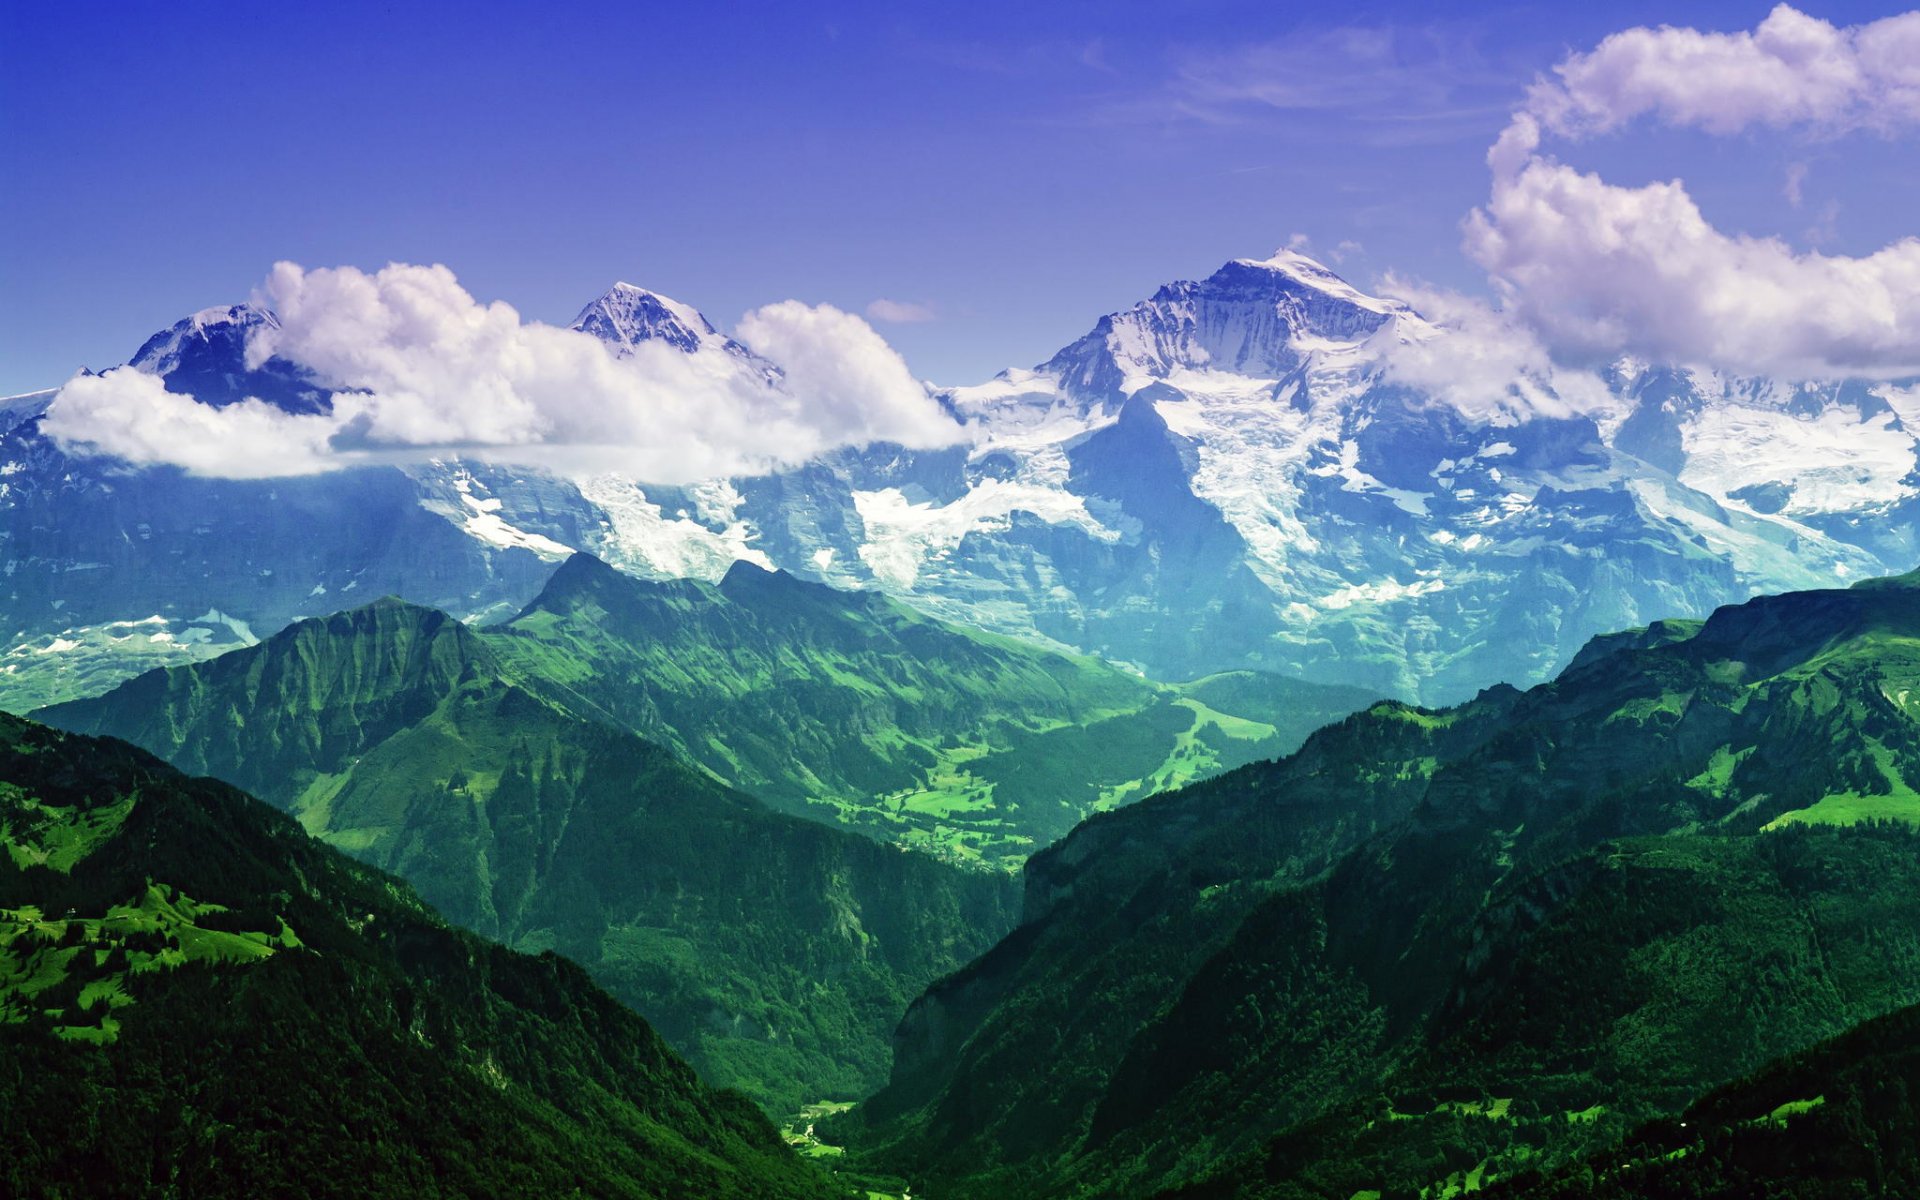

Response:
(1783, 160), (1809, 207)
(735, 300), (958, 448)
(865, 298), (938, 323)
(1467, 156), (1920, 377)
(44, 262), (962, 480)
(1371, 278), (1612, 422)
(41, 368), (339, 477)
(1523, 4), (1920, 141)
(1471, 5), (1920, 379)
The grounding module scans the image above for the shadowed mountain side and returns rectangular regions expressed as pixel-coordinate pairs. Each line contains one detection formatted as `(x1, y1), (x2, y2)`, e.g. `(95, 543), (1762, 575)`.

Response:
(38, 598), (1020, 1111)
(0, 713), (834, 1199)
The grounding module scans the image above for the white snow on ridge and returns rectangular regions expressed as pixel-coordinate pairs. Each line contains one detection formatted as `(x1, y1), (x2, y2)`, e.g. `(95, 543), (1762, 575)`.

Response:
(1236, 248), (1408, 317)
(947, 368), (1069, 414)
(853, 474), (1120, 590)
(1878, 384), (1920, 429)
(577, 473), (772, 581)
(443, 468), (574, 560)
(1318, 576), (1446, 611)
(1627, 474), (1882, 591)
(1681, 403), (1916, 515)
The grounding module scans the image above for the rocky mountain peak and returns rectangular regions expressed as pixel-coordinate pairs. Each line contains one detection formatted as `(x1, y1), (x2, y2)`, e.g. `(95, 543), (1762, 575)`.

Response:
(1042, 250), (1410, 402)
(570, 282), (722, 355)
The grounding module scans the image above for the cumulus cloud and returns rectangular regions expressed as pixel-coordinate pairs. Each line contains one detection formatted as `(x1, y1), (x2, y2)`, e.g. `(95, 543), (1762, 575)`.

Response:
(735, 301), (949, 442)
(865, 298), (937, 323)
(1467, 158), (1920, 378)
(1472, 5), (1920, 379)
(1371, 278), (1612, 422)
(44, 262), (962, 479)
(41, 369), (339, 477)
(1521, 4), (1920, 142)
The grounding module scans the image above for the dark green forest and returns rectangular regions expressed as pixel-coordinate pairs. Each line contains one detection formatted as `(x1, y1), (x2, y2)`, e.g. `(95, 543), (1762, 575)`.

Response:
(0, 714), (836, 1198)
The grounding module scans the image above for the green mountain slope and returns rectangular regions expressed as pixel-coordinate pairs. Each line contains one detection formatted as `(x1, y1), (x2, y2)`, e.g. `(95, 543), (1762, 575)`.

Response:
(38, 599), (1019, 1112)
(1477, 995), (1920, 1199)
(840, 570), (1920, 1199)
(488, 554), (1375, 867)
(0, 713), (834, 1199)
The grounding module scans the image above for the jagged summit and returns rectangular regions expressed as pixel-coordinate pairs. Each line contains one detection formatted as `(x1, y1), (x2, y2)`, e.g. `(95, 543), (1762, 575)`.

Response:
(717, 556), (855, 609)
(127, 303), (280, 375)
(570, 281), (724, 355)
(1040, 250), (1413, 399)
(513, 550), (711, 622)
(1231, 247), (1407, 317)
(12, 245), (1917, 717)
(568, 282), (780, 382)
(122, 301), (329, 414)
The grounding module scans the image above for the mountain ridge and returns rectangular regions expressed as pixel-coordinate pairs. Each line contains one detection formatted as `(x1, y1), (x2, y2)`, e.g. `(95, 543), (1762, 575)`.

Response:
(836, 567), (1920, 1198)
(0, 711), (836, 1198)
(6, 248), (1916, 715)
(37, 592), (1026, 1111)
(486, 550), (1371, 865)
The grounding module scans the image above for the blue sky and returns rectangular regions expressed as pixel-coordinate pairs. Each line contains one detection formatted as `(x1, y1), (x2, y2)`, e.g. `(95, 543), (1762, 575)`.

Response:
(3, 1), (1915, 394)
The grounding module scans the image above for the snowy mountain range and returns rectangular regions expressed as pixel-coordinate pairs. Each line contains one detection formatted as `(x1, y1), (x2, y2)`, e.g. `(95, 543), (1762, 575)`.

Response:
(4, 251), (1915, 708)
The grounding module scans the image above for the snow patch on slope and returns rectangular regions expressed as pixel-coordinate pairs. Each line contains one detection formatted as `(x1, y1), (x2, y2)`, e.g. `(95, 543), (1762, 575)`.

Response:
(1681, 403), (1916, 515)
(577, 474), (772, 581)
(854, 471), (1119, 590)
(439, 467), (575, 559)
(1319, 576), (1446, 610)
(1627, 475), (1882, 589)
(1153, 377), (1324, 590)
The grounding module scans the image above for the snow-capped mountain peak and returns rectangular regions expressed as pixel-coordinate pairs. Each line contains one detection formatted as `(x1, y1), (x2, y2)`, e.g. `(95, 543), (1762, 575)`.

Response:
(1231, 247), (1405, 318)
(1039, 252), (1412, 404)
(120, 302), (328, 415)
(16, 247), (1917, 717)
(570, 282), (725, 355)
(128, 303), (280, 377)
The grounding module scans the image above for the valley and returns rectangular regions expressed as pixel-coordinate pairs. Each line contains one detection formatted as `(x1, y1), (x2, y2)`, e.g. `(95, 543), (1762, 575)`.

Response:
(832, 568), (1920, 1198)
(9, 11), (1920, 1188)
(31, 559), (1367, 1113)
(10, 314), (1920, 1192)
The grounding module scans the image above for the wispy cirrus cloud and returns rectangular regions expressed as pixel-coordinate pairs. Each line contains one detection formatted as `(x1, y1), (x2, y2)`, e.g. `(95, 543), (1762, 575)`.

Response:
(865, 298), (938, 324)
(1074, 21), (1517, 146)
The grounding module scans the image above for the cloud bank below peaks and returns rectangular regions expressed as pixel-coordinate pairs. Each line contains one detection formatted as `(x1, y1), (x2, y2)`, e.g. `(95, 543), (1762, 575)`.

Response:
(43, 262), (963, 480)
(1471, 4), (1920, 380)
